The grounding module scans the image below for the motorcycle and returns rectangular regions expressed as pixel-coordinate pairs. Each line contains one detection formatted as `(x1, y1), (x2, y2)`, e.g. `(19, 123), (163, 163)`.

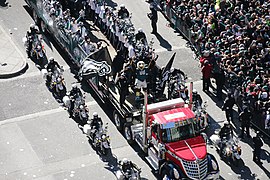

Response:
(88, 122), (111, 155)
(116, 161), (141, 180)
(51, 76), (67, 100)
(23, 34), (46, 66)
(70, 94), (86, 118)
(193, 101), (209, 132)
(44, 66), (64, 87)
(168, 79), (189, 101)
(210, 131), (242, 166)
(31, 41), (46, 61)
(73, 104), (89, 123)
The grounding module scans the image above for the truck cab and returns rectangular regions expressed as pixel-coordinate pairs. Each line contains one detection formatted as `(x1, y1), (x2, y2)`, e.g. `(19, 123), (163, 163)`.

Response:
(128, 97), (219, 179)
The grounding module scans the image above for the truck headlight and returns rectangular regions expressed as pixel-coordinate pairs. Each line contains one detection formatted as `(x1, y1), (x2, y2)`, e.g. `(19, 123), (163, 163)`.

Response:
(173, 168), (180, 179)
(211, 159), (218, 171)
(126, 117), (132, 122)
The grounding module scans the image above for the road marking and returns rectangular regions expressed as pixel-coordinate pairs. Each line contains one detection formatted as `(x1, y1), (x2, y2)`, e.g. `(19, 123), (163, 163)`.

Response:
(0, 100), (97, 126)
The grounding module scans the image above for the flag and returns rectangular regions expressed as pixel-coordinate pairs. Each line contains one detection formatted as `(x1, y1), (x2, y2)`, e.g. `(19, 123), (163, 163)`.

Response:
(159, 52), (176, 92)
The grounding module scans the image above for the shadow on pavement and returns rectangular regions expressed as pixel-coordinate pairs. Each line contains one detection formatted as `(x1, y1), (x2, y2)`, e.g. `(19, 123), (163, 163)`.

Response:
(154, 33), (172, 51)
(256, 160), (270, 179)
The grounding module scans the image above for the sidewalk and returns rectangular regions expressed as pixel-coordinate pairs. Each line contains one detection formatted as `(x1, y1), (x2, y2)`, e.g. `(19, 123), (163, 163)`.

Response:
(0, 25), (28, 78)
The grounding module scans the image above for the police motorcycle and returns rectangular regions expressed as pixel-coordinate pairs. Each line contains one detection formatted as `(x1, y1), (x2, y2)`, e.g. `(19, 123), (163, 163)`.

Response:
(51, 76), (67, 100)
(77, 104), (89, 123)
(116, 159), (141, 180)
(31, 40), (46, 62)
(66, 91), (86, 117)
(23, 32), (46, 66)
(193, 101), (209, 132)
(210, 129), (242, 166)
(88, 122), (111, 155)
(45, 66), (65, 99)
(167, 70), (188, 101)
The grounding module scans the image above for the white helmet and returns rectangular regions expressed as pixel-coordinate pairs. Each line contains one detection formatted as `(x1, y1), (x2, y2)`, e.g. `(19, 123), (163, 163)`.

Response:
(120, 4), (125, 8)
(93, 112), (98, 117)
(49, 57), (54, 62)
(122, 158), (128, 164)
(30, 23), (36, 29)
(138, 28), (143, 33)
(72, 83), (77, 89)
(193, 89), (198, 94)
(170, 67), (175, 73)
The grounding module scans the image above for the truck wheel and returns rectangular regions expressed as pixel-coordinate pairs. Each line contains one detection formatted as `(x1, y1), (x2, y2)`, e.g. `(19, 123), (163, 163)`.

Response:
(124, 125), (134, 144)
(160, 169), (168, 180)
(40, 20), (47, 34)
(113, 110), (122, 131)
(32, 10), (40, 26)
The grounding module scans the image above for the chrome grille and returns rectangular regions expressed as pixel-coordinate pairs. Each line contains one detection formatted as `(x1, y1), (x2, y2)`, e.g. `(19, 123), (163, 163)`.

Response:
(182, 157), (208, 180)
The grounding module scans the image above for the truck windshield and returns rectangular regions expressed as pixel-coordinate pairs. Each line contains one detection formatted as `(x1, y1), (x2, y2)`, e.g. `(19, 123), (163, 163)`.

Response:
(161, 124), (195, 143)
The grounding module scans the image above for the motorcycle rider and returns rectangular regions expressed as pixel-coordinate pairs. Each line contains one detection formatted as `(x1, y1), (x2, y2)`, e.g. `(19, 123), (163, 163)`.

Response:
(169, 67), (186, 80)
(26, 24), (40, 58)
(90, 112), (103, 139)
(219, 121), (233, 139)
(219, 122), (233, 156)
(192, 89), (203, 108)
(47, 57), (61, 72)
(120, 158), (140, 176)
(69, 83), (83, 117)
(118, 4), (130, 19)
(222, 93), (235, 123)
(46, 57), (61, 85)
(135, 28), (147, 45)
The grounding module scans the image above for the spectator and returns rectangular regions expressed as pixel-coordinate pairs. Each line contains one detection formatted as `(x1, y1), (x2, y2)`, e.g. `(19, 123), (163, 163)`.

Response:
(201, 60), (212, 92)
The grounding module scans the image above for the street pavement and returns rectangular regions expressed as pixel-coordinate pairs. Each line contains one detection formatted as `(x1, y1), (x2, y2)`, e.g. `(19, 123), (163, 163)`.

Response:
(0, 0), (269, 180)
(0, 23), (27, 78)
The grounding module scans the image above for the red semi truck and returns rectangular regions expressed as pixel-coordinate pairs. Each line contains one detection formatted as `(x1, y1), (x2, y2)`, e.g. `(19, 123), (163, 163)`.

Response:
(126, 94), (220, 179)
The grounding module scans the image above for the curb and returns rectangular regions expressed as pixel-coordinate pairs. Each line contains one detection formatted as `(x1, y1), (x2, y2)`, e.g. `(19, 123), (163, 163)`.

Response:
(0, 25), (28, 79)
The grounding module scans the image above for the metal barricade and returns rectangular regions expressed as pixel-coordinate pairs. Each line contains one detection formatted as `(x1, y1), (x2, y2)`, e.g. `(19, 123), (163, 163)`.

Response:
(161, 4), (201, 57)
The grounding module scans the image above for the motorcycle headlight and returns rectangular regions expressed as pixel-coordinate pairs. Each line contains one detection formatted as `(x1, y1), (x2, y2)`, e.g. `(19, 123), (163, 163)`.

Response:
(101, 134), (106, 139)
(237, 145), (241, 154)
(226, 147), (231, 156)
(211, 159), (218, 171)
(173, 168), (180, 179)
(126, 117), (132, 122)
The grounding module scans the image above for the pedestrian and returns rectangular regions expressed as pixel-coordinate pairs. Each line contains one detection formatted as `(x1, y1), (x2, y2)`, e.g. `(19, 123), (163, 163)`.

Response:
(215, 67), (225, 100)
(222, 93), (235, 123)
(148, 4), (158, 34)
(239, 108), (252, 138)
(253, 131), (263, 164)
(201, 60), (212, 92)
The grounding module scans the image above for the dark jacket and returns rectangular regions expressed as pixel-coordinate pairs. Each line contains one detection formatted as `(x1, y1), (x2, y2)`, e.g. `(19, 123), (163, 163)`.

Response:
(222, 96), (235, 110)
(118, 8), (129, 19)
(150, 8), (158, 21)
(253, 135), (263, 150)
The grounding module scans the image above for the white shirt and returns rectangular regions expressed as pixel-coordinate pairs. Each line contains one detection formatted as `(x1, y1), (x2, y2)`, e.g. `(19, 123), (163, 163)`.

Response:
(128, 45), (135, 58)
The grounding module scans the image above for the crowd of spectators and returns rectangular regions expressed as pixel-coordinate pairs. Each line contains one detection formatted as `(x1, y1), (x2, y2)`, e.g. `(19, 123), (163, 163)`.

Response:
(166, 0), (270, 133)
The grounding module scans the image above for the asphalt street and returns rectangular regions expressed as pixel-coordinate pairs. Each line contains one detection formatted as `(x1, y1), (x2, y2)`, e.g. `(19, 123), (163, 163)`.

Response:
(0, 0), (269, 180)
